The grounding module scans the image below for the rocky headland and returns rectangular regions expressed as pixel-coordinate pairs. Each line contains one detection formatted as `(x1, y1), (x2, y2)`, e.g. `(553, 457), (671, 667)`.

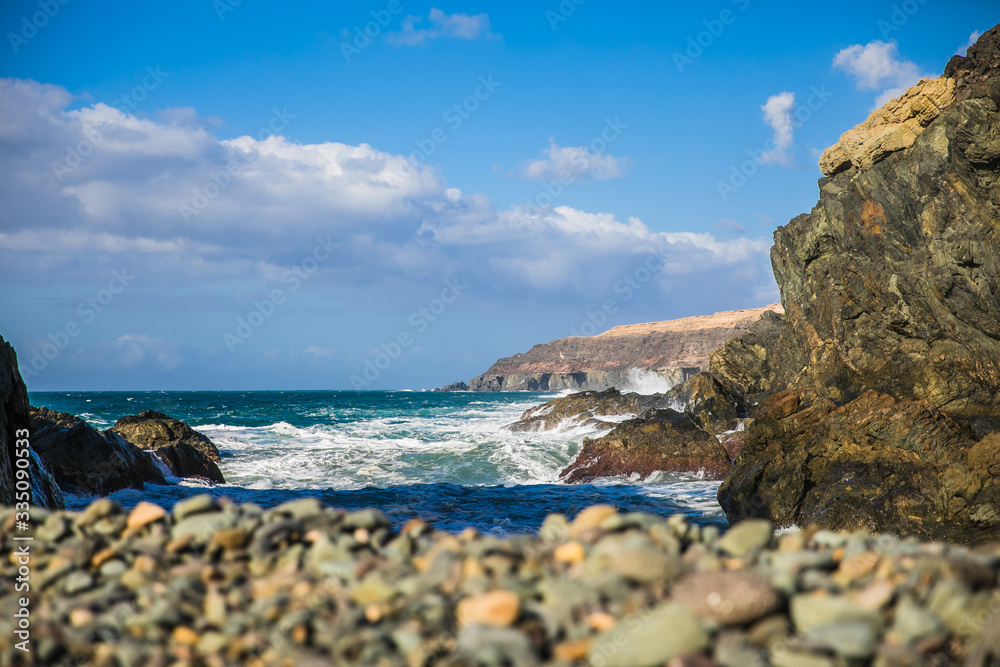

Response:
(469, 305), (783, 392)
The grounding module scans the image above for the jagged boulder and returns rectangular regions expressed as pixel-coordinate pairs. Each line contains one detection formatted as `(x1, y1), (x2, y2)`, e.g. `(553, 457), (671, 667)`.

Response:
(434, 381), (469, 392)
(664, 372), (748, 435)
(719, 390), (1000, 543)
(709, 309), (803, 405)
(560, 409), (731, 483)
(111, 410), (223, 483)
(506, 388), (673, 432)
(112, 410), (220, 461)
(30, 407), (166, 496)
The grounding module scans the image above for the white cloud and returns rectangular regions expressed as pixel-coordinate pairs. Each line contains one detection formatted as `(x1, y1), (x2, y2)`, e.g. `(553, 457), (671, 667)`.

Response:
(760, 92), (796, 166)
(832, 40), (931, 108)
(388, 8), (496, 46)
(0, 77), (773, 309)
(957, 30), (982, 55)
(517, 139), (629, 182)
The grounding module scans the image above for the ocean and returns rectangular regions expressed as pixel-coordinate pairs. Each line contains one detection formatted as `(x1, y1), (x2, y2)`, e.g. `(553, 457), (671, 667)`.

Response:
(28, 390), (727, 535)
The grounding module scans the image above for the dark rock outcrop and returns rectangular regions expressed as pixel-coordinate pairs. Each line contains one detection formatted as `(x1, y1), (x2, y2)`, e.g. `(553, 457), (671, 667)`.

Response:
(708, 310), (803, 405)
(111, 410), (221, 462)
(434, 381), (469, 392)
(0, 336), (27, 506)
(30, 407), (167, 495)
(719, 390), (1000, 544)
(470, 306), (783, 392)
(0, 336), (64, 509)
(663, 372), (748, 435)
(506, 388), (675, 432)
(717, 25), (1000, 542)
(111, 410), (224, 483)
(560, 409), (731, 483)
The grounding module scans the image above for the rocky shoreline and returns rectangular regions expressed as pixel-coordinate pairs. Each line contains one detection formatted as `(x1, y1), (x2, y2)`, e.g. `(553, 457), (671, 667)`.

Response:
(3, 497), (999, 666)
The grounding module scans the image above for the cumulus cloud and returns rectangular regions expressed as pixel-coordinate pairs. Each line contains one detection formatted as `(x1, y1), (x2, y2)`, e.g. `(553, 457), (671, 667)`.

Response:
(760, 92), (796, 166)
(1, 77), (776, 375)
(517, 139), (629, 182)
(832, 40), (931, 107)
(388, 9), (496, 46)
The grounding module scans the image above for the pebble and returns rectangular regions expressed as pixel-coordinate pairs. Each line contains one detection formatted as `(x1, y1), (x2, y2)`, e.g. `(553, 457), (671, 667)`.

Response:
(804, 620), (878, 658)
(790, 593), (881, 632)
(554, 540), (585, 563)
(672, 571), (782, 625)
(172, 494), (217, 521)
(126, 501), (167, 530)
(456, 589), (521, 628)
(718, 519), (773, 557)
(570, 504), (617, 537)
(589, 602), (708, 667)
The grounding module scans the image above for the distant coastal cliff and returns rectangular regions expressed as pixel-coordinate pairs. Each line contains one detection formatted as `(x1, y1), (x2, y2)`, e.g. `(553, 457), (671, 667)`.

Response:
(468, 305), (783, 392)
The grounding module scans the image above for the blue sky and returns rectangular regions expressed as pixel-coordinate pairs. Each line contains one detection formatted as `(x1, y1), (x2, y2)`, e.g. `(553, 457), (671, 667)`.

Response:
(0, 1), (995, 390)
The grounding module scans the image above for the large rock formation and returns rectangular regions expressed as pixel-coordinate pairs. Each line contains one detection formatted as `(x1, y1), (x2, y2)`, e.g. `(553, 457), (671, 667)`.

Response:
(506, 388), (677, 432)
(111, 410), (224, 483)
(0, 336), (64, 509)
(718, 25), (1000, 542)
(470, 305), (783, 392)
(560, 409), (731, 483)
(0, 336), (26, 506)
(30, 407), (167, 496)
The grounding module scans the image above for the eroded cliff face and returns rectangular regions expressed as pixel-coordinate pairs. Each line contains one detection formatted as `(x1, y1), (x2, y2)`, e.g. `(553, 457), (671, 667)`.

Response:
(470, 306), (782, 392)
(768, 28), (1000, 424)
(718, 25), (1000, 542)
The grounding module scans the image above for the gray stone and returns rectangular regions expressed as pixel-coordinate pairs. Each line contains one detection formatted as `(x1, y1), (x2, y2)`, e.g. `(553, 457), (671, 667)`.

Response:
(804, 620), (878, 659)
(588, 602), (708, 667)
(171, 510), (235, 541)
(172, 494), (217, 520)
(718, 519), (773, 557)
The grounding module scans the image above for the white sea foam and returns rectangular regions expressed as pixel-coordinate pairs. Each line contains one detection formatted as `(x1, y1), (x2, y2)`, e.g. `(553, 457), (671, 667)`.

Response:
(619, 368), (674, 395)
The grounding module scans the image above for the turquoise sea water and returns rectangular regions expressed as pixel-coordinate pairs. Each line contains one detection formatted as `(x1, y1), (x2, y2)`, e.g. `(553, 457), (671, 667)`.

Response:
(28, 390), (727, 535)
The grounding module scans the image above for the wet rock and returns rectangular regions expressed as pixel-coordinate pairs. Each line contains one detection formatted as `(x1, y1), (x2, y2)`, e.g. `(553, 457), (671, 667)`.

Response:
(29, 406), (166, 495)
(560, 408), (731, 483)
(111, 410), (224, 483)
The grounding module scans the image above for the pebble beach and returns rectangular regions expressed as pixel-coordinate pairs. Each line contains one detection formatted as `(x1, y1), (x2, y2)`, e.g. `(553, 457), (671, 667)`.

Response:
(3, 497), (998, 666)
